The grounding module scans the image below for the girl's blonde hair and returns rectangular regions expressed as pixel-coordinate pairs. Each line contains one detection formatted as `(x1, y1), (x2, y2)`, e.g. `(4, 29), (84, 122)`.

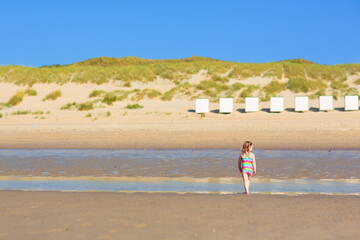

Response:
(242, 141), (253, 154)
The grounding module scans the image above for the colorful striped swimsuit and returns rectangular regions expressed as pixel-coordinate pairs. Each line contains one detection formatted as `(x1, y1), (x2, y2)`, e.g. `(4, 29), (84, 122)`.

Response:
(241, 153), (253, 176)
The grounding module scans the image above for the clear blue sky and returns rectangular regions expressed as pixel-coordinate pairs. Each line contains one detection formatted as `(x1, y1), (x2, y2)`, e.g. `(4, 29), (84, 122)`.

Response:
(0, 0), (359, 66)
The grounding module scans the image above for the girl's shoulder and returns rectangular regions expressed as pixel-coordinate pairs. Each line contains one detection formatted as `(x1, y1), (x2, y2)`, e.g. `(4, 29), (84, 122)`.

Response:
(241, 152), (253, 158)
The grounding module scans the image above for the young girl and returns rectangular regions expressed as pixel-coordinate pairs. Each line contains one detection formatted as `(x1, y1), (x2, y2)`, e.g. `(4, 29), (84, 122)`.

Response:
(238, 141), (256, 194)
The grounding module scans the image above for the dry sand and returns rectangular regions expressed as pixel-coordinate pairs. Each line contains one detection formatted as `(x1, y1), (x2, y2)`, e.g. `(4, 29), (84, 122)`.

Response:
(0, 81), (359, 150)
(0, 109), (359, 149)
(0, 190), (359, 240)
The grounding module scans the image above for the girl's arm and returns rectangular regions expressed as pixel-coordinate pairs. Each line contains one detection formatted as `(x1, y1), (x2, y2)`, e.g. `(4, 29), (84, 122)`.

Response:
(238, 155), (242, 173)
(252, 154), (256, 174)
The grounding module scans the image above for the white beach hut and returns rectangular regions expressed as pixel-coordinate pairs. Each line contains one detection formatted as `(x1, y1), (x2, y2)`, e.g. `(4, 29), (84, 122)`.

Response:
(270, 97), (284, 112)
(219, 98), (233, 113)
(344, 95), (359, 111)
(319, 96), (333, 111)
(245, 97), (259, 112)
(295, 96), (309, 112)
(195, 98), (209, 113)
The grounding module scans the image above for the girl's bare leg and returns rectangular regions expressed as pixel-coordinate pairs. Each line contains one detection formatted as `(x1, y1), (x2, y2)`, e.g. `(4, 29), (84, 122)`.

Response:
(242, 172), (250, 194)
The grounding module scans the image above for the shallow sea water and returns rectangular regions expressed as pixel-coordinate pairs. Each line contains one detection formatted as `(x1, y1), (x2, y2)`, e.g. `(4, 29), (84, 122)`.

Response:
(0, 176), (359, 195)
(0, 149), (359, 195)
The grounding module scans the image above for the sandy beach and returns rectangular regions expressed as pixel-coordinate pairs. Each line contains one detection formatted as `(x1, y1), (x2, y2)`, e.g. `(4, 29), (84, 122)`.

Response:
(0, 190), (359, 240)
(0, 76), (359, 150)
(0, 110), (359, 150)
(1, 1), (360, 239)
(1, 70), (360, 240)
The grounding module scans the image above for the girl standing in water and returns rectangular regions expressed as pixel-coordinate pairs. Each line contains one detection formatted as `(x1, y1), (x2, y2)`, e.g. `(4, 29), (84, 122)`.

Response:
(238, 141), (256, 194)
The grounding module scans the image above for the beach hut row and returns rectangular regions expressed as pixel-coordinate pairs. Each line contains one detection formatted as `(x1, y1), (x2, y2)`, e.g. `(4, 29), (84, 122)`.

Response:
(195, 95), (360, 113)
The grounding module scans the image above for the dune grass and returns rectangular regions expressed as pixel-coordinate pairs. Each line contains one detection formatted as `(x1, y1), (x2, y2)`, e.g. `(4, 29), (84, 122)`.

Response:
(61, 101), (95, 111)
(341, 87), (359, 95)
(261, 80), (287, 101)
(126, 103), (144, 109)
(224, 82), (246, 98)
(160, 82), (194, 101)
(10, 110), (45, 115)
(7, 90), (25, 106)
(228, 62), (282, 79)
(0, 103), (10, 110)
(25, 88), (38, 96)
(287, 77), (327, 93)
(31, 110), (44, 115)
(101, 90), (138, 105)
(11, 110), (31, 115)
(211, 74), (229, 83)
(1, 57), (359, 103)
(61, 102), (77, 110)
(131, 88), (162, 101)
(77, 102), (94, 111)
(102, 92), (117, 105)
(238, 85), (260, 102)
(1, 57), (358, 87)
(161, 87), (178, 101)
(195, 80), (231, 101)
(89, 90), (106, 98)
(43, 90), (61, 101)
(330, 80), (349, 90)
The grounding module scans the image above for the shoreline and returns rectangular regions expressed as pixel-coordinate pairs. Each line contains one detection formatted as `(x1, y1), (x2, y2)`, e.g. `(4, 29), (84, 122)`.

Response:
(1, 129), (359, 150)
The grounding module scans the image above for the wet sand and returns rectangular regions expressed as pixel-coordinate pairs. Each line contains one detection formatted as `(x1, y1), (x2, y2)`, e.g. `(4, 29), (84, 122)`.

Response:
(1, 190), (359, 240)
(1, 129), (359, 150)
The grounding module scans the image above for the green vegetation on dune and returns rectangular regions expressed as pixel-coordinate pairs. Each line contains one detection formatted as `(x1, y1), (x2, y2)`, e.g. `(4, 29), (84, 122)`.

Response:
(61, 102), (77, 110)
(330, 80), (349, 90)
(229, 62), (282, 79)
(101, 90), (139, 105)
(7, 90), (25, 106)
(287, 77), (327, 93)
(25, 88), (37, 96)
(43, 90), (61, 101)
(354, 78), (360, 85)
(239, 85), (260, 102)
(306, 64), (345, 81)
(278, 58), (317, 64)
(261, 80), (287, 101)
(126, 103), (144, 109)
(0, 57), (359, 103)
(11, 110), (31, 115)
(77, 102), (94, 111)
(89, 90), (106, 98)
(0, 102), (11, 110)
(195, 80), (230, 102)
(61, 100), (99, 111)
(89, 88), (162, 105)
(3, 57), (358, 87)
(131, 88), (162, 101)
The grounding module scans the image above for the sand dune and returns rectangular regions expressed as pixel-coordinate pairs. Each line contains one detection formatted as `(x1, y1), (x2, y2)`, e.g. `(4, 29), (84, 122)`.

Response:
(0, 73), (359, 150)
